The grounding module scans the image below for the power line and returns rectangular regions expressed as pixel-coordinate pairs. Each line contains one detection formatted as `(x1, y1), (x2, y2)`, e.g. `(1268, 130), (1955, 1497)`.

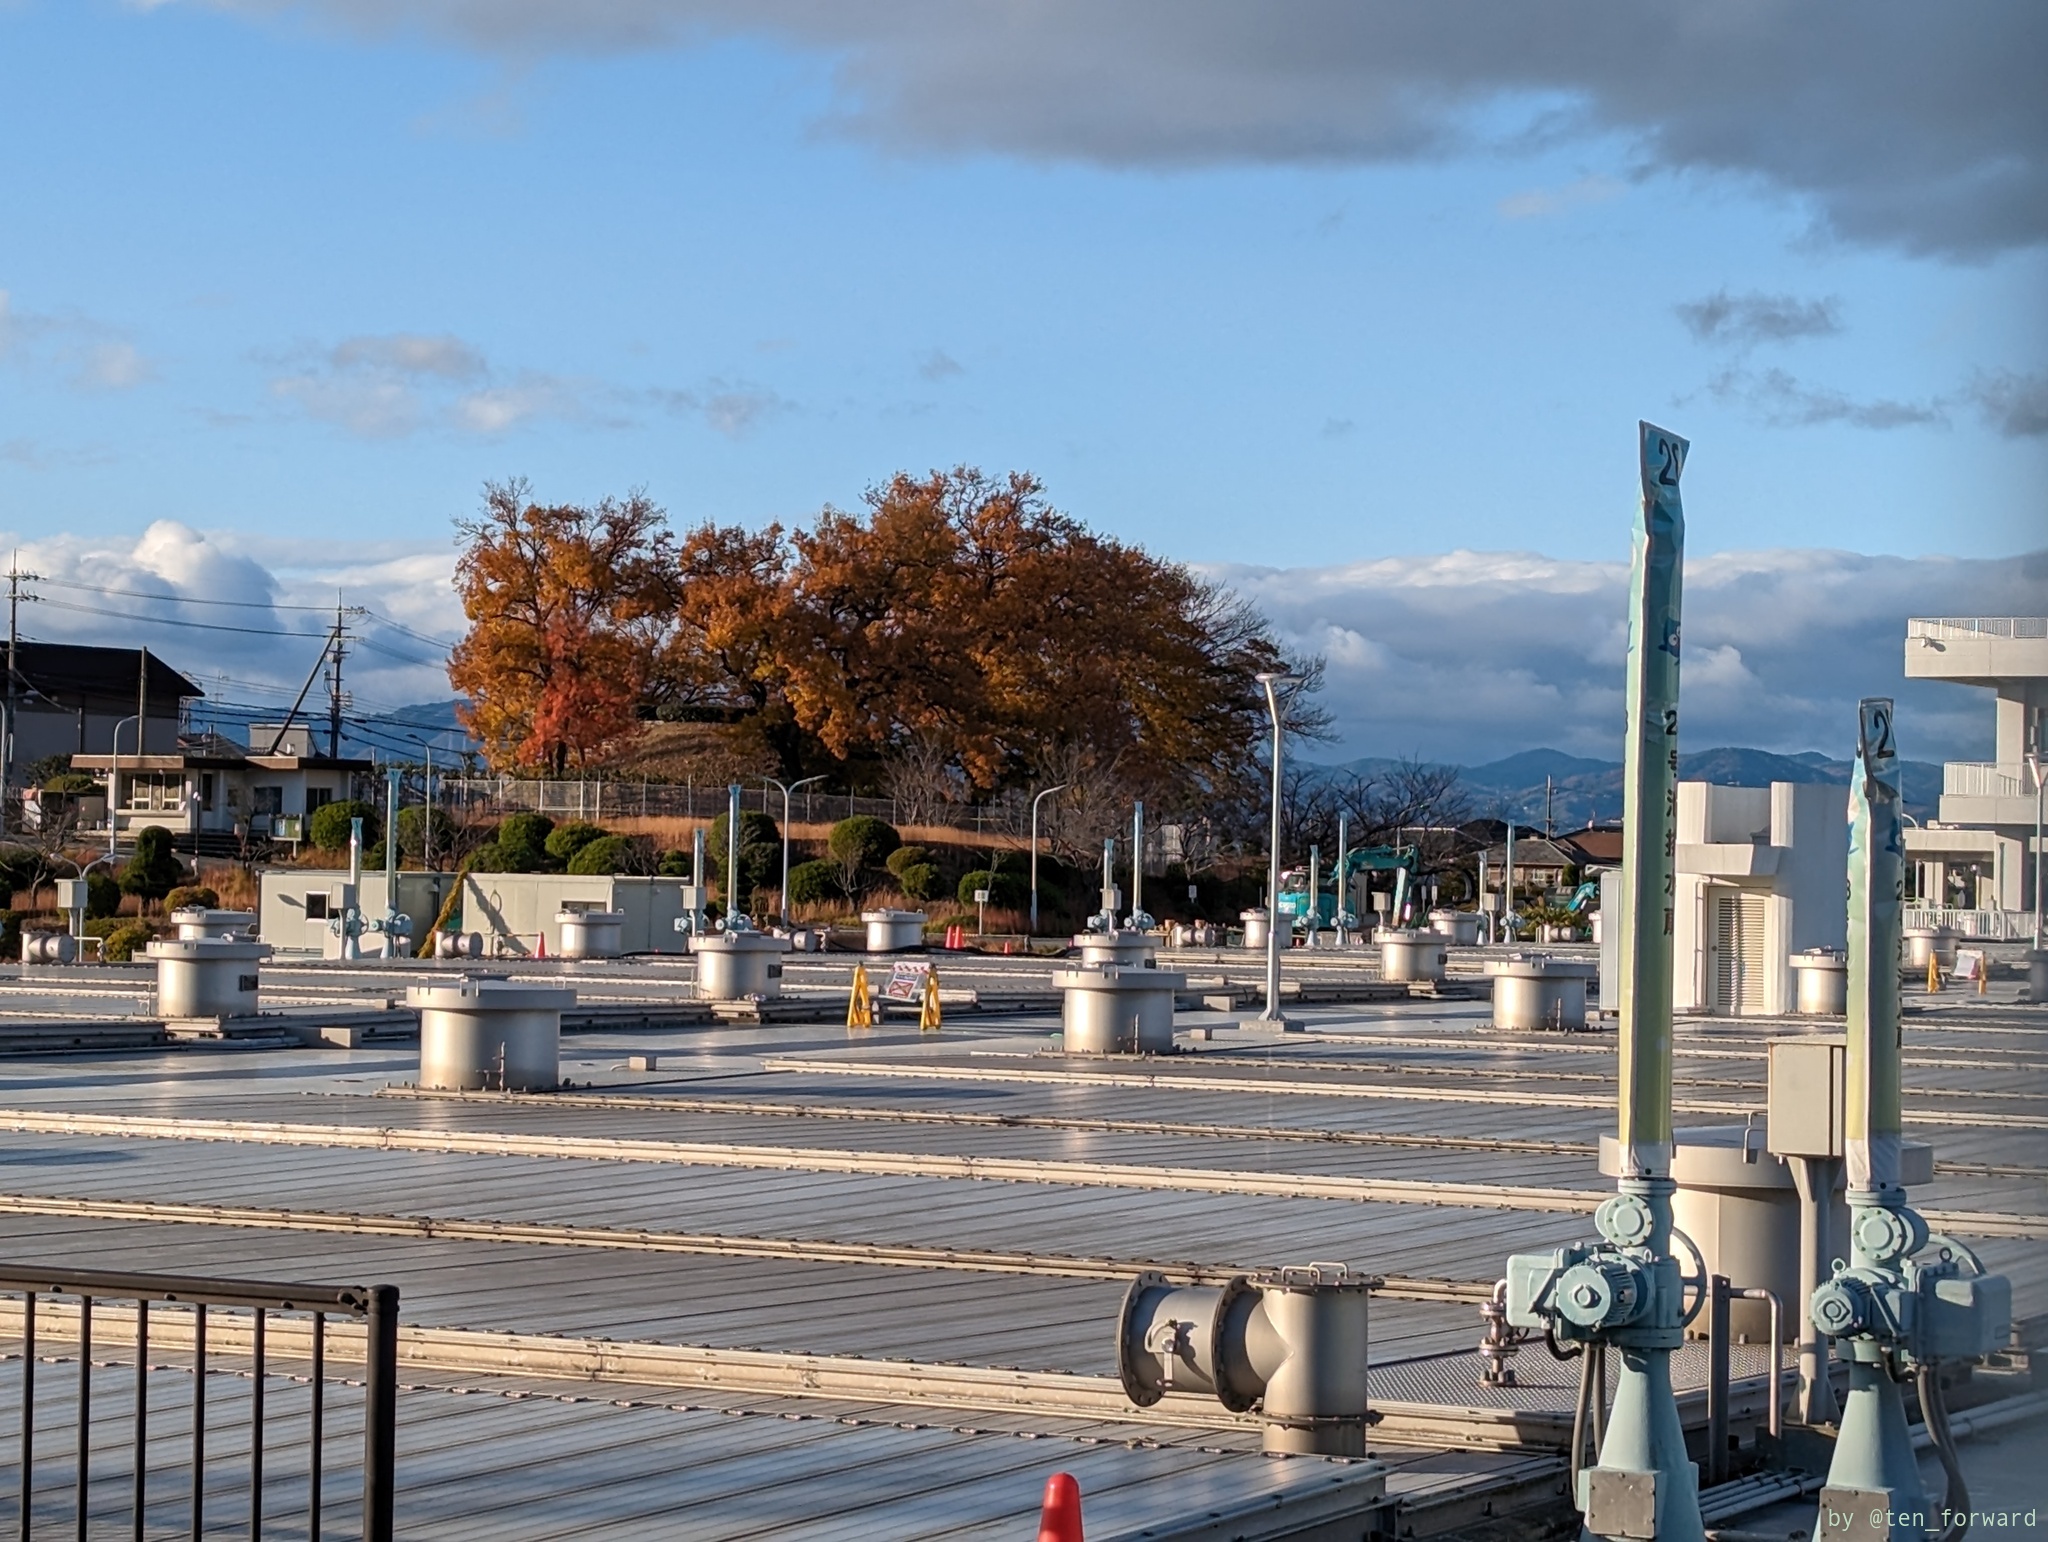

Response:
(29, 600), (339, 640)
(35, 576), (351, 613)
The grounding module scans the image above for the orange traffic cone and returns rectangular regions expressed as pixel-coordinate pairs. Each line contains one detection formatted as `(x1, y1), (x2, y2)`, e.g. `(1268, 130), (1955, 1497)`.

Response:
(1036, 1473), (1083, 1542)
(535, 931), (546, 959)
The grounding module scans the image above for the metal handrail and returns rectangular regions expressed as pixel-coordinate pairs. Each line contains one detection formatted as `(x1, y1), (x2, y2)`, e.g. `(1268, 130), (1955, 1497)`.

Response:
(1906, 616), (2048, 640)
(3, 1266), (398, 1541)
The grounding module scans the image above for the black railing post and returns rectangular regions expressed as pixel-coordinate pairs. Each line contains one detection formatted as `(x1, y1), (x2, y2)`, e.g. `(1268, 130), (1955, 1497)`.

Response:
(75, 1296), (91, 1542)
(250, 1308), (265, 1539)
(133, 1298), (148, 1542)
(309, 1312), (325, 1540)
(19, 1291), (34, 1542)
(362, 1285), (399, 1542)
(191, 1304), (206, 1542)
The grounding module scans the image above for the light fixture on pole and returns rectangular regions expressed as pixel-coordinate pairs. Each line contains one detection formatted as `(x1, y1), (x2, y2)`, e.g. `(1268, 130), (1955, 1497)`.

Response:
(1029, 783), (1068, 938)
(2027, 749), (2043, 954)
(1255, 671), (1301, 1026)
(763, 775), (827, 926)
(105, 714), (140, 861)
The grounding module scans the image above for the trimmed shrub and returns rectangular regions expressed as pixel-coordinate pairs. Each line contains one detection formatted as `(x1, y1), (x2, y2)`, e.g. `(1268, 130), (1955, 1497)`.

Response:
(41, 771), (99, 794)
(494, 813), (555, 872)
(308, 800), (379, 852)
(708, 810), (780, 861)
(785, 859), (838, 907)
(396, 805), (457, 862)
(464, 843), (507, 874)
(566, 835), (643, 875)
(85, 870), (122, 919)
(957, 868), (1026, 908)
(894, 862), (940, 902)
(657, 847), (693, 877)
(544, 821), (609, 862)
(163, 885), (220, 913)
(829, 816), (900, 871)
(884, 844), (930, 879)
(119, 826), (185, 907)
(101, 920), (155, 963)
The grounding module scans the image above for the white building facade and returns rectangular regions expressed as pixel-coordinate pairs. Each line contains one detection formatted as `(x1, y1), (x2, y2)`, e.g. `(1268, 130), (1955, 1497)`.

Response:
(1902, 617), (2045, 938)
(1673, 780), (1848, 1017)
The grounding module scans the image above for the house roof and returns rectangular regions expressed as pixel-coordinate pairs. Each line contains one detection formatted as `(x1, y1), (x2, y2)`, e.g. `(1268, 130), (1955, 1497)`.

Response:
(11, 642), (202, 710)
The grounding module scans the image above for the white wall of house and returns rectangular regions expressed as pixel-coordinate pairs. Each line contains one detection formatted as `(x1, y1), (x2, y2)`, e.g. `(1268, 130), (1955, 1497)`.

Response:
(1674, 781), (1848, 1017)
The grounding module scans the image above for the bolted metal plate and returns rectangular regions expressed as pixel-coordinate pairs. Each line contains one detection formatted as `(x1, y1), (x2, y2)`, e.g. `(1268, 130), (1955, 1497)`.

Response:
(1581, 1466), (1656, 1539)
(1817, 1485), (1918, 1539)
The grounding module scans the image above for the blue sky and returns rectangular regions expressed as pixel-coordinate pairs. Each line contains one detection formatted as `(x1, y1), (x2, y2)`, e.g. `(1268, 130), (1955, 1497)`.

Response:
(0, 2), (2041, 761)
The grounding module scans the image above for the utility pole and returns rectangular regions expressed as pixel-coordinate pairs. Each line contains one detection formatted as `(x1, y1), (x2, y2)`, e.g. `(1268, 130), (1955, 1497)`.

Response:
(3, 556), (37, 834)
(325, 601), (349, 759)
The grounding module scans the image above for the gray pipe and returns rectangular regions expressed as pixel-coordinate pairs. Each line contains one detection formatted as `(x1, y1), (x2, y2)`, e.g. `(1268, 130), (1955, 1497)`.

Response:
(1117, 1264), (1372, 1456)
(1131, 802), (1144, 925)
(1100, 837), (1117, 928)
(726, 784), (743, 924)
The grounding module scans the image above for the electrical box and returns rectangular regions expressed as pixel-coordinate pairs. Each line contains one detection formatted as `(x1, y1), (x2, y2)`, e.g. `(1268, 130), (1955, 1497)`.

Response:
(54, 878), (88, 912)
(1766, 1038), (1846, 1159)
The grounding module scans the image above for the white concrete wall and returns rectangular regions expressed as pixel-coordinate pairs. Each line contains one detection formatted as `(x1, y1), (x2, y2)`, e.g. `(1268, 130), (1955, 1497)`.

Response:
(458, 873), (693, 955)
(260, 869), (458, 954)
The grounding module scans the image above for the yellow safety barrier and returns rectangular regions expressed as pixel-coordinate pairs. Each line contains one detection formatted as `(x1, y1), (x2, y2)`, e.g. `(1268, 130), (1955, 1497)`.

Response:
(919, 968), (943, 1032)
(1926, 954), (1942, 994)
(847, 963), (874, 1029)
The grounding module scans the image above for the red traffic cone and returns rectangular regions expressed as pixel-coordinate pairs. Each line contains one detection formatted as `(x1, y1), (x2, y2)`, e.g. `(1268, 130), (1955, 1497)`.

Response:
(1036, 1472), (1083, 1542)
(534, 930), (546, 959)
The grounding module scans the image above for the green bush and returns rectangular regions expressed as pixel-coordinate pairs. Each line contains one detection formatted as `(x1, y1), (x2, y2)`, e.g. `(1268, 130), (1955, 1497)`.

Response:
(885, 844), (930, 878)
(0, 911), (17, 961)
(162, 885), (220, 913)
(785, 859), (839, 907)
(566, 835), (643, 875)
(656, 847), (693, 878)
(957, 868), (1026, 908)
(894, 862), (940, 902)
(119, 827), (185, 907)
(308, 800), (379, 852)
(545, 821), (609, 862)
(495, 813), (555, 871)
(829, 816), (900, 871)
(464, 842), (507, 874)
(86, 870), (122, 919)
(396, 805), (457, 862)
(101, 920), (155, 963)
(708, 810), (780, 861)
(41, 771), (99, 794)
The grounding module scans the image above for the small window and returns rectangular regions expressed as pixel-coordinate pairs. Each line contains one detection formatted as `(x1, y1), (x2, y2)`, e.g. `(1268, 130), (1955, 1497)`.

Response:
(305, 894), (329, 920)
(307, 788), (334, 814)
(252, 786), (284, 817)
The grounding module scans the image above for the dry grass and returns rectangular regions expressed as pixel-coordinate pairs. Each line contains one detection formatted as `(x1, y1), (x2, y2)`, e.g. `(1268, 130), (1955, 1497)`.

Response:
(599, 815), (1025, 855)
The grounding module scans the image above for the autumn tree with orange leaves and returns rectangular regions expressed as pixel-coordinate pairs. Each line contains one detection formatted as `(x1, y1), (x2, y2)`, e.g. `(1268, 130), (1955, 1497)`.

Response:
(449, 469), (1321, 809)
(448, 481), (674, 773)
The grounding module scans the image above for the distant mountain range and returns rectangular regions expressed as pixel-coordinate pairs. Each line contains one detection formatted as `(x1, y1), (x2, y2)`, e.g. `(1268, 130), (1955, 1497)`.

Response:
(1314, 746), (1943, 828)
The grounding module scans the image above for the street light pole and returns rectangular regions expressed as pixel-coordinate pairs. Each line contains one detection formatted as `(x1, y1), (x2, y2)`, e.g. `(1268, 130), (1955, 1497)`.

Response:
(1030, 784), (1068, 938)
(106, 714), (140, 861)
(1256, 672), (1301, 1024)
(763, 775), (827, 926)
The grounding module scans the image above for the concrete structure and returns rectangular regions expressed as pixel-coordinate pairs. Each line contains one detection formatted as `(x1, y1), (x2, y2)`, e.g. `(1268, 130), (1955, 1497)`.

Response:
(1902, 617), (2046, 936)
(1673, 780), (1848, 1017)
(411, 976), (573, 1092)
(861, 910), (926, 953)
(459, 873), (699, 956)
(260, 870), (460, 956)
(1055, 964), (1182, 1054)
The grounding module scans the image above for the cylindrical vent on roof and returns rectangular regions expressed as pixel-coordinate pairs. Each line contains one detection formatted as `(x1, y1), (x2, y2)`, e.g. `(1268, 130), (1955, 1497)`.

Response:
(409, 975), (573, 1091)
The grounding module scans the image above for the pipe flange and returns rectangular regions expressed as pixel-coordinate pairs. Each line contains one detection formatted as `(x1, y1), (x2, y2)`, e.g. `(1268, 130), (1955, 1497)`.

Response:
(1852, 1205), (1920, 1265)
(1594, 1193), (1655, 1249)
(1117, 1271), (1170, 1407)
(1211, 1273), (1261, 1413)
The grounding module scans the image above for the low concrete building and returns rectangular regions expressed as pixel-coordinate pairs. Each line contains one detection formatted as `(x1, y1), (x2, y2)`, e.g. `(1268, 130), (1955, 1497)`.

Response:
(1673, 780), (1848, 1017)
(74, 721), (373, 849)
(260, 869), (460, 956)
(459, 872), (696, 956)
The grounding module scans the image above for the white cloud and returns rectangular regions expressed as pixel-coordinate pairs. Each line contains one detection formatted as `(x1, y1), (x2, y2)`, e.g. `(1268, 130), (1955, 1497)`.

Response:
(1497, 174), (1621, 221)
(269, 331), (584, 438)
(1212, 546), (2048, 764)
(652, 380), (792, 437)
(0, 290), (156, 393)
(0, 522), (461, 722)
